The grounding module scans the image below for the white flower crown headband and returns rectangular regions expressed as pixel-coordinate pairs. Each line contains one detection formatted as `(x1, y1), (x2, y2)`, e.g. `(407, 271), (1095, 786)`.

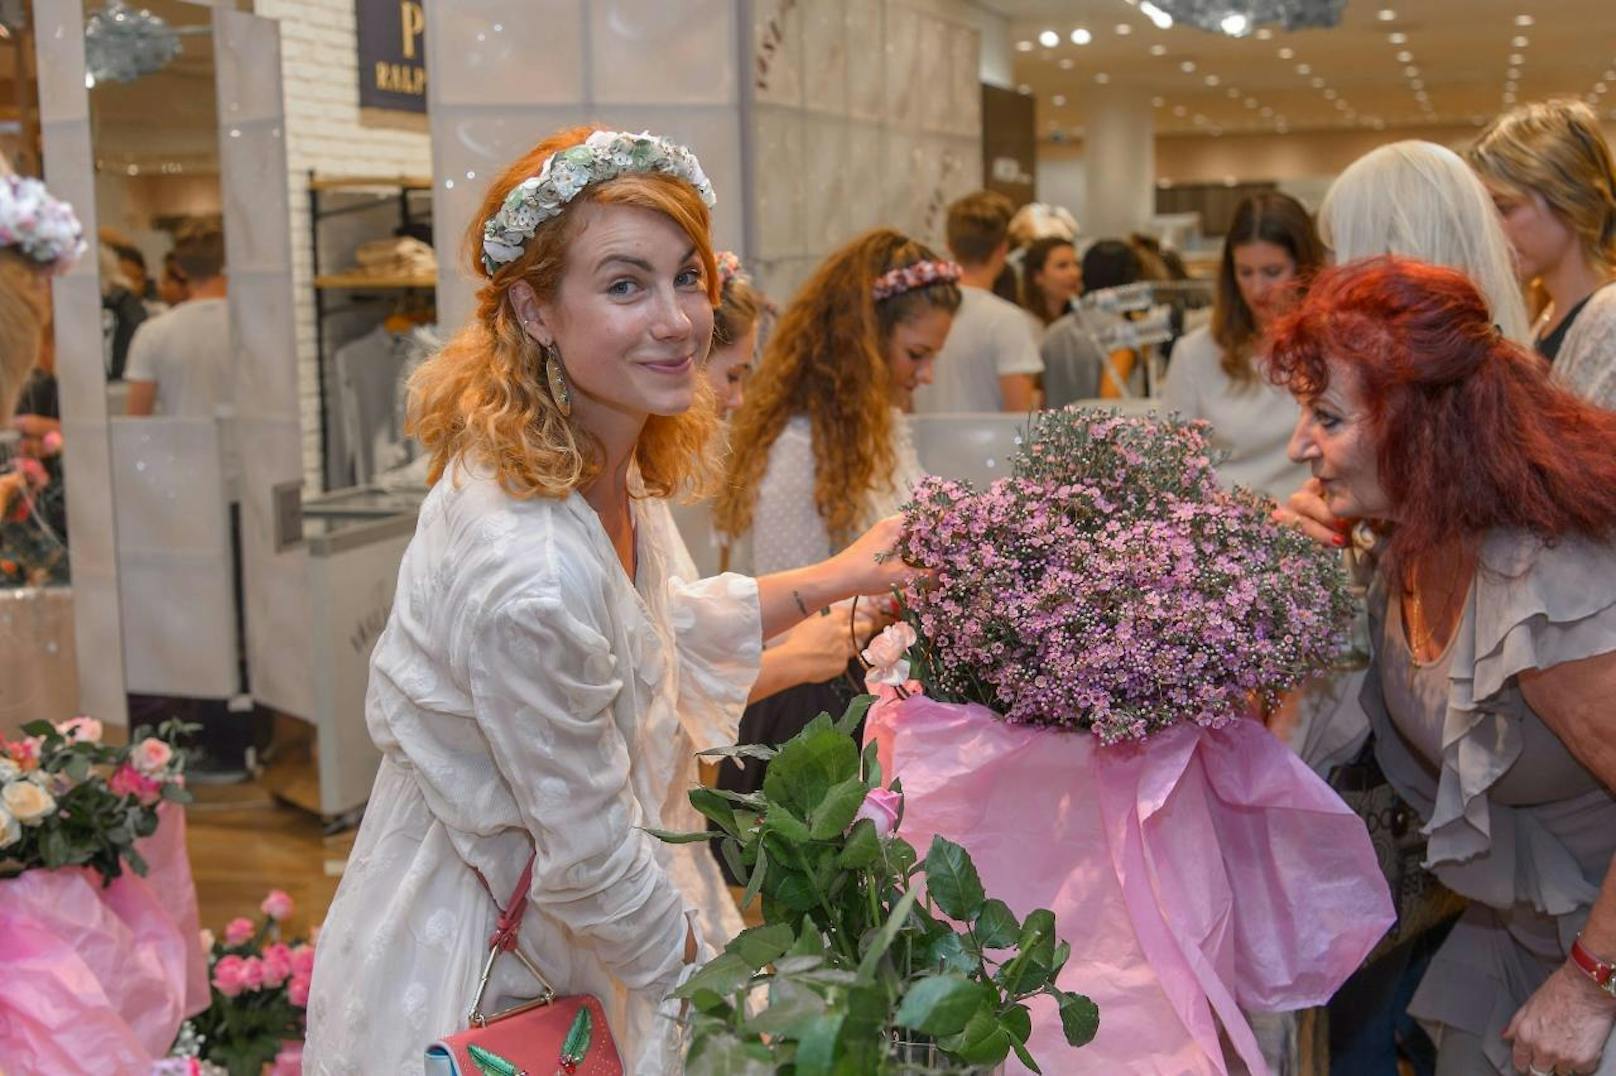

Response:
(481, 130), (717, 275)
(872, 259), (962, 302)
(0, 175), (86, 275)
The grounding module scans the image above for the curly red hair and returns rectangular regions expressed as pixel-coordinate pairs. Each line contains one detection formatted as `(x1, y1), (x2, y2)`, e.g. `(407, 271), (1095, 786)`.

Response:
(1267, 256), (1616, 577)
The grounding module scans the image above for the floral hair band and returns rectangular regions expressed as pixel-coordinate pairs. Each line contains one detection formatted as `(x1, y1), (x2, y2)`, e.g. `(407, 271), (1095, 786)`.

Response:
(872, 259), (962, 302)
(715, 250), (747, 289)
(0, 175), (86, 275)
(481, 129), (716, 275)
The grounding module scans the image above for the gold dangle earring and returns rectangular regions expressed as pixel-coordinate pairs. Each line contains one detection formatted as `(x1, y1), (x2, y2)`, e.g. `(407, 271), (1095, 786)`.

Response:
(543, 342), (573, 417)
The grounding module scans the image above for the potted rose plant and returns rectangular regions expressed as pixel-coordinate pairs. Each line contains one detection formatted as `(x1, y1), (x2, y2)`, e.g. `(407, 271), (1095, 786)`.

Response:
(653, 699), (1098, 1075)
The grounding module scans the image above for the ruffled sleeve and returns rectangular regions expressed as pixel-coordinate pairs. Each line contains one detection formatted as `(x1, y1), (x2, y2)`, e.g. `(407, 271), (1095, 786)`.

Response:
(1421, 530), (1616, 914)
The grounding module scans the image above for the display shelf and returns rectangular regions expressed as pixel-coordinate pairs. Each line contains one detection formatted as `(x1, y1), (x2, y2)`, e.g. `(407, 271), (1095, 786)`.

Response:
(313, 271), (437, 290)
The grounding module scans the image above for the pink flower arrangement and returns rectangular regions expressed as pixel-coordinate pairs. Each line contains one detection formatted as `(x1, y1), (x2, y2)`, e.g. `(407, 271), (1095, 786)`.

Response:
(107, 763), (163, 805)
(224, 917), (256, 946)
(895, 410), (1354, 744)
(260, 889), (294, 922)
(191, 890), (320, 1072)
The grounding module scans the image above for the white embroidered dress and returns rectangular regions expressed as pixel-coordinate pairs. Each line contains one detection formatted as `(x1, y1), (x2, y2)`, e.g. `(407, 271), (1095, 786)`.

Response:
(305, 467), (760, 1075)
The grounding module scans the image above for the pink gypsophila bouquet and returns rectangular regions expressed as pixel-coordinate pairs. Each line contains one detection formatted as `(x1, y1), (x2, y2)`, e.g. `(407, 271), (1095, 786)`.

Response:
(893, 409), (1354, 743)
(178, 890), (316, 1075)
(0, 717), (193, 881)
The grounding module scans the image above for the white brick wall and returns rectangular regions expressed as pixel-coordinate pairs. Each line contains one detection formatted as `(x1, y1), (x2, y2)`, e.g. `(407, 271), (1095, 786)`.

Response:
(253, 0), (432, 490)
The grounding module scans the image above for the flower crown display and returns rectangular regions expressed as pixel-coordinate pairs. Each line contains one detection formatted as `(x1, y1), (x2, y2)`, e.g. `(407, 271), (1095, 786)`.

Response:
(0, 175), (86, 275)
(871, 259), (962, 302)
(481, 130), (716, 274)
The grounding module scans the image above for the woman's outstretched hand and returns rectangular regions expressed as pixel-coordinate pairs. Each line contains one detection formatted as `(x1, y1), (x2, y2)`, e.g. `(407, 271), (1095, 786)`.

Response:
(1271, 478), (1349, 548)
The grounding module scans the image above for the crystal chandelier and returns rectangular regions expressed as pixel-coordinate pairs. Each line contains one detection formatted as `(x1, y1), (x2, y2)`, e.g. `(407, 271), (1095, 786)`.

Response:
(1137, 0), (1347, 36)
(84, 0), (182, 84)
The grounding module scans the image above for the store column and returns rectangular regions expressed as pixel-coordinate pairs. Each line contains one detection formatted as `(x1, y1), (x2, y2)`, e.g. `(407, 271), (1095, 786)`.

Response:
(1082, 86), (1156, 238)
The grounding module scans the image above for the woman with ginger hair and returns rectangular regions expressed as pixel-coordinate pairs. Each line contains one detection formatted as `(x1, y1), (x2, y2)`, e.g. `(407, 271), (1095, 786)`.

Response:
(1272, 256), (1616, 1076)
(303, 128), (917, 1074)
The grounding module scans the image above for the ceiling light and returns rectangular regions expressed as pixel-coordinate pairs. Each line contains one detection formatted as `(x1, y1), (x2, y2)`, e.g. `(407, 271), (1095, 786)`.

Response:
(1377, 9), (1397, 21)
(1219, 12), (1249, 36)
(1335, 99), (1350, 110)
(1205, 74), (1221, 85)
(1396, 50), (1413, 62)
(1296, 63), (1311, 74)
(1052, 93), (1067, 106)
(1404, 65), (1419, 77)
(1322, 86), (1336, 96)
(1507, 67), (1520, 79)
(1278, 47), (1295, 59)
(1112, 24), (1131, 36)
(1150, 44), (1168, 56)
(1256, 28), (1273, 40)
(1059, 57), (1075, 69)
(1510, 53), (1525, 64)
(1312, 76), (1326, 87)
(1038, 30), (1060, 47)
(1514, 14), (1534, 26)
(1139, 2), (1174, 30)
(1071, 27), (1093, 44)
(1152, 95), (1166, 106)
(1095, 72), (1111, 83)
(1597, 82), (1610, 94)
(1410, 78), (1424, 89)
(1016, 39), (1034, 52)
(1505, 80), (1518, 92)
(1174, 104), (1188, 116)
(1512, 35), (1530, 48)
(1245, 97), (1259, 108)
(1180, 60), (1197, 73)
(1388, 32), (1407, 44)
(1227, 87), (1242, 98)
(1504, 92), (1517, 103)
(1261, 105), (1274, 116)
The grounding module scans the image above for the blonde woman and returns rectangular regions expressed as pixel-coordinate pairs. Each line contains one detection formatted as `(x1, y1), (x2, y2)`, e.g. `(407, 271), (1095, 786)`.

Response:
(304, 128), (917, 1075)
(1469, 99), (1616, 405)
(1319, 140), (1532, 345)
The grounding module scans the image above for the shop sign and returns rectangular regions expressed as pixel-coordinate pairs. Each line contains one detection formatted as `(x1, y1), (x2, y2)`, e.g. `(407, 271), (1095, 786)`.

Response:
(357, 0), (426, 114)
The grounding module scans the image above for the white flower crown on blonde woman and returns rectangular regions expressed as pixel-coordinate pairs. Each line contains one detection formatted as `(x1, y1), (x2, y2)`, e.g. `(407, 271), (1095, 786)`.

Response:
(480, 130), (717, 274)
(0, 175), (86, 274)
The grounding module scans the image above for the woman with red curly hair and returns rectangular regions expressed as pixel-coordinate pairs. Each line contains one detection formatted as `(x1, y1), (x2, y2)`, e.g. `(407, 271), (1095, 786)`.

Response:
(1270, 256), (1616, 1076)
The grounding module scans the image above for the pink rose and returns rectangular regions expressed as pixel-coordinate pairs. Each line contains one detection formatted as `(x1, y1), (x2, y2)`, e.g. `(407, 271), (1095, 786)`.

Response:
(212, 954), (248, 998)
(852, 787), (902, 839)
(130, 737), (173, 775)
(108, 763), (162, 805)
(261, 943), (292, 988)
(54, 716), (102, 744)
(240, 956), (266, 991)
(260, 889), (295, 922)
(289, 943), (316, 978)
(224, 917), (256, 947)
(861, 622), (917, 690)
(5, 738), (41, 771)
(287, 972), (311, 1008)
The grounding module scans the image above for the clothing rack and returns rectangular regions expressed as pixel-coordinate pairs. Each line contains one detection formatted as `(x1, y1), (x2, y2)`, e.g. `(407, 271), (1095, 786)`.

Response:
(308, 172), (436, 491)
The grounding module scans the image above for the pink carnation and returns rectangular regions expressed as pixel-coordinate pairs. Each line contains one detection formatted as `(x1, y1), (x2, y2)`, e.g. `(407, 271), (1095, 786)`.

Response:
(260, 889), (294, 922)
(239, 956), (266, 991)
(289, 943), (316, 978)
(287, 972), (311, 1008)
(108, 763), (162, 805)
(261, 943), (292, 988)
(212, 955), (248, 998)
(224, 917), (256, 947)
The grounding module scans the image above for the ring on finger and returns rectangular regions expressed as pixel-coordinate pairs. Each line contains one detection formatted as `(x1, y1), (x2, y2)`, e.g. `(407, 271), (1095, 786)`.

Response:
(1528, 1066), (1555, 1076)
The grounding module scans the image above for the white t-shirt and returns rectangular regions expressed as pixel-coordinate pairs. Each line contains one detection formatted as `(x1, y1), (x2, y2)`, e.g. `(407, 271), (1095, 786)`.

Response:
(913, 286), (1043, 414)
(1162, 326), (1311, 500)
(124, 297), (238, 485)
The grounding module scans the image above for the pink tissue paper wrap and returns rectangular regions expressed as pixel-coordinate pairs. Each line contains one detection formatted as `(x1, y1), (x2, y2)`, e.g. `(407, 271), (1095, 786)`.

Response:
(0, 803), (210, 1073)
(868, 694), (1393, 1076)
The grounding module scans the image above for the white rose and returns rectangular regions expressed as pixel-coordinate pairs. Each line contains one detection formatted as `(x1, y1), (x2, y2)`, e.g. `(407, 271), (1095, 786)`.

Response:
(2, 779), (57, 825)
(0, 758), (18, 783)
(0, 805), (19, 849)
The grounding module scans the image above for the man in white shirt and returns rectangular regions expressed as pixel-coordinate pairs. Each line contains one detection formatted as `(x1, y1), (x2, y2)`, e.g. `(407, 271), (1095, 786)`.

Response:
(913, 190), (1043, 414)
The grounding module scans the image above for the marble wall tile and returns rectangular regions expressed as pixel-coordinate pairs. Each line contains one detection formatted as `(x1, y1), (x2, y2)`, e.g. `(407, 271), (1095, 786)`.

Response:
(802, 114), (851, 249)
(844, 120), (886, 237)
(34, 0), (89, 124)
(882, 132), (925, 238)
(232, 272), (299, 411)
(50, 273), (107, 420)
(219, 121), (291, 275)
(591, 0), (737, 105)
(585, 105), (745, 252)
(883, 4), (923, 132)
(916, 14), (953, 134)
(430, 0), (583, 107)
(845, 0), (885, 123)
(801, 0), (847, 116)
(754, 105), (806, 259)
(752, 0), (804, 109)
(949, 23), (982, 137)
(214, 9), (283, 126)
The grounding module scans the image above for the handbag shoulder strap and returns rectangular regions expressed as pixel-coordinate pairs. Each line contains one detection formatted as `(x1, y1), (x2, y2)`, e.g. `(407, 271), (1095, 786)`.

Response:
(473, 851), (537, 953)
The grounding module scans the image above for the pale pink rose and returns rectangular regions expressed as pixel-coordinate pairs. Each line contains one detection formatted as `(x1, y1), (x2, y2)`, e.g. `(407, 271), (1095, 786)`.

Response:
(289, 943), (316, 978)
(224, 917), (256, 947)
(852, 787), (902, 839)
(287, 972), (311, 1008)
(861, 622), (917, 689)
(239, 956), (266, 991)
(54, 716), (102, 744)
(260, 889), (295, 922)
(130, 737), (174, 775)
(261, 943), (292, 988)
(108, 763), (162, 805)
(212, 955), (248, 998)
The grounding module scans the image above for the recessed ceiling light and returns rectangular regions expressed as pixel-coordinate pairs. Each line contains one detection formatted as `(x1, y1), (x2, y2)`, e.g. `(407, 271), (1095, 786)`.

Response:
(1219, 13), (1249, 36)
(1404, 65), (1419, 77)
(1510, 53), (1526, 65)
(1039, 29), (1061, 47)
(1396, 50), (1413, 62)
(1260, 105), (1274, 116)
(1411, 78), (1424, 89)
(1149, 44), (1168, 56)
(1245, 98), (1259, 108)
(1152, 95), (1166, 106)
(1205, 74), (1221, 86)
(1140, 2), (1174, 30)
(1053, 93), (1067, 106)
(1071, 27), (1093, 44)
(1335, 99), (1350, 110)
(1377, 9), (1397, 21)
(1507, 67), (1520, 80)
(1278, 47), (1295, 59)
(1597, 82), (1610, 94)
(1095, 72), (1111, 83)
(1059, 57), (1075, 69)
(1016, 40), (1034, 52)
(1512, 35), (1530, 48)
(1296, 63), (1312, 74)
(1180, 60), (1197, 73)
(1256, 28), (1273, 40)
(1227, 87), (1242, 98)
(1312, 76), (1326, 88)
(1514, 14), (1534, 26)
(1174, 104), (1188, 116)
(1505, 81), (1518, 92)
(1113, 24), (1132, 36)
(1017, 83), (1032, 95)
(1504, 92), (1517, 103)
(1323, 86), (1336, 96)
(1388, 32), (1407, 44)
